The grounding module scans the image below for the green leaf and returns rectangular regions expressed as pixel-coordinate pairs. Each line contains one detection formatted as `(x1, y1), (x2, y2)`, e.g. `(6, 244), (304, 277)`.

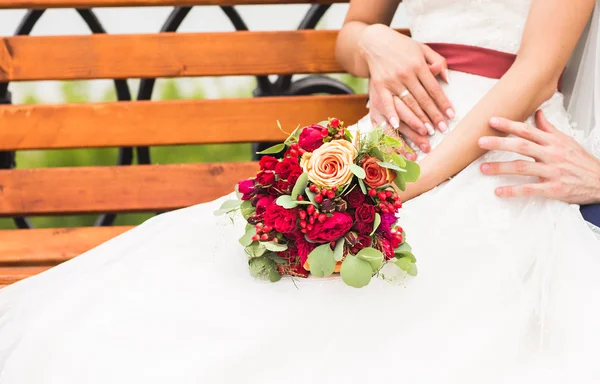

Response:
(404, 160), (421, 183)
(383, 134), (403, 147)
(358, 178), (367, 194)
(395, 243), (412, 253)
(267, 253), (288, 265)
(239, 224), (255, 247)
(333, 238), (345, 262)
(395, 257), (418, 277)
(268, 267), (283, 282)
(249, 256), (281, 282)
(234, 183), (242, 199)
(370, 213), (381, 236)
(307, 244), (336, 277)
(340, 255), (373, 288)
(350, 164), (366, 179)
(370, 147), (385, 161)
(390, 153), (406, 168)
(393, 172), (406, 191)
(246, 242), (267, 258)
(356, 247), (384, 272)
(317, 120), (329, 127)
(240, 200), (254, 220)
(394, 243), (416, 262)
(305, 187), (317, 205)
(377, 161), (405, 172)
(276, 195), (298, 209)
(256, 143), (286, 155)
(262, 241), (288, 252)
(291, 173), (309, 200)
(213, 199), (242, 216)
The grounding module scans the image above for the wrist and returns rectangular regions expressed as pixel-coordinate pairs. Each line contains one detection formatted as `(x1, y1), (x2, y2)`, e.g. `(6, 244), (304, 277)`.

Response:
(358, 24), (390, 62)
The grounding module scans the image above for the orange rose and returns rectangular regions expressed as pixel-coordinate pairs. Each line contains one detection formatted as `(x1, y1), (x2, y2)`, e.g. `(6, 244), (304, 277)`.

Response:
(361, 156), (396, 188)
(301, 140), (357, 188)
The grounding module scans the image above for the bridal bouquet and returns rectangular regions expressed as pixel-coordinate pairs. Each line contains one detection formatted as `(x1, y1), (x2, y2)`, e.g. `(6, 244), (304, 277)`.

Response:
(215, 118), (419, 288)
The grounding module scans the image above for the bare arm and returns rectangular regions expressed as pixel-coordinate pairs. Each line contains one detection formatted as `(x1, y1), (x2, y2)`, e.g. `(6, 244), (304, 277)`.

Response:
(400, 0), (597, 200)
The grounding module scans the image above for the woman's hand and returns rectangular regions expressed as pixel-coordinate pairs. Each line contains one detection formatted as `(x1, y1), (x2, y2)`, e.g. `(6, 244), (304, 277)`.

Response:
(359, 24), (455, 140)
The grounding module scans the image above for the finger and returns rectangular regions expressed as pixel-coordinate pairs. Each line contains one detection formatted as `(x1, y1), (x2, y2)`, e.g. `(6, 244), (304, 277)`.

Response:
(397, 121), (431, 154)
(418, 67), (455, 119)
(488, 117), (550, 145)
(369, 107), (387, 127)
(405, 76), (448, 133)
(371, 86), (400, 129)
(394, 86), (435, 135)
(420, 44), (449, 83)
(381, 124), (417, 160)
(480, 160), (557, 179)
(392, 95), (428, 136)
(535, 110), (559, 135)
(494, 183), (548, 199)
(478, 136), (548, 161)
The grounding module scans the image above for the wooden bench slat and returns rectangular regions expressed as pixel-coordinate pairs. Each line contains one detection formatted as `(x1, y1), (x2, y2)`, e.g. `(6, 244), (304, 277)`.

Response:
(0, 226), (132, 264)
(0, 0), (348, 9)
(0, 162), (259, 216)
(0, 266), (50, 285)
(1, 30), (345, 81)
(0, 94), (368, 150)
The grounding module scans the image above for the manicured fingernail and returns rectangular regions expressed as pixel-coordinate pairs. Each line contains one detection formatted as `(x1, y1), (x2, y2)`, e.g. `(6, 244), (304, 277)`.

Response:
(438, 121), (448, 133)
(407, 153), (416, 161)
(389, 117), (400, 129)
(478, 138), (489, 147)
(444, 69), (450, 84)
(366, 100), (371, 108)
(419, 143), (429, 153)
(495, 187), (503, 196)
(481, 164), (489, 172)
(446, 108), (455, 119)
(490, 117), (500, 127)
(425, 123), (435, 136)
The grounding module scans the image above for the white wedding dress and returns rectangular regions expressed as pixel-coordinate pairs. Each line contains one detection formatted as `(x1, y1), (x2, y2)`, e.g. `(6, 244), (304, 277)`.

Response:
(1, 1), (600, 383)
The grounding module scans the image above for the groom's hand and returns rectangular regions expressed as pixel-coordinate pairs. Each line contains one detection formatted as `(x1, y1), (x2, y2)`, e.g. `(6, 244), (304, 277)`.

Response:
(478, 110), (600, 205)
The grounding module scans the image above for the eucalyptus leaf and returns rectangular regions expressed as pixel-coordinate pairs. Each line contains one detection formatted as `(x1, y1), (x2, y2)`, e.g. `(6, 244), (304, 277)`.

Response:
(268, 267), (283, 282)
(317, 120), (329, 127)
(246, 242), (267, 258)
(267, 253), (288, 265)
(383, 135), (403, 147)
(234, 183), (242, 199)
(305, 188), (317, 205)
(356, 247), (384, 272)
(307, 244), (336, 277)
(249, 256), (281, 281)
(358, 178), (367, 194)
(350, 164), (366, 179)
(291, 173), (309, 200)
(240, 200), (255, 220)
(393, 172), (406, 191)
(404, 160), (421, 182)
(340, 255), (373, 288)
(370, 213), (381, 236)
(256, 143), (286, 155)
(239, 225), (255, 247)
(262, 241), (288, 252)
(370, 147), (385, 161)
(214, 199), (242, 216)
(395, 243), (412, 253)
(395, 257), (418, 276)
(377, 161), (405, 172)
(390, 153), (406, 168)
(333, 238), (345, 262)
(276, 195), (298, 209)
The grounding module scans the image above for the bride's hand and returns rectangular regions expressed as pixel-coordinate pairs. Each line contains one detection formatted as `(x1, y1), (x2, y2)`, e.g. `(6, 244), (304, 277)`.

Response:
(359, 24), (455, 139)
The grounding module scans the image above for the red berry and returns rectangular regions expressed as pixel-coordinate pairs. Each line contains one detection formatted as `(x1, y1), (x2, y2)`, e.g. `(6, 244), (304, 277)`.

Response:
(387, 203), (395, 212)
(300, 220), (307, 228)
(318, 214), (327, 223)
(330, 118), (340, 127)
(299, 210), (307, 219)
(256, 222), (264, 229)
(394, 200), (403, 208)
(312, 210), (320, 218)
(321, 128), (329, 137)
(260, 234), (269, 241)
(309, 216), (315, 224)
(307, 205), (315, 215)
(273, 238), (279, 243)
(315, 194), (323, 203)
(369, 189), (377, 197)
(381, 208), (389, 214)
(326, 190), (335, 199)
(309, 185), (317, 193)
(379, 203), (387, 210)
(297, 195), (304, 201)
(385, 191), (393, 198)
(332, 186), (338, 192)
(314, 187), (321, 195)
(301, 228), (308, 234)
(291, 143), (299, 150)
(378, 192), (387, 201)
(263, 225), (272, 233)
(392, 194), (400, 201)
(391, 228), (397, 234)
(289, 149), (298, 157)
(321, 188), (328, 196)
(299, 148), (306, 156)
(252, 235), (260, 241)
(307, 224), (314, 231)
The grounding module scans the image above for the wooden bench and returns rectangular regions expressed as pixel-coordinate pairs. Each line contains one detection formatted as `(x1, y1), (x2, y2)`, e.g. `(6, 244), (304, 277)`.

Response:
(0, 0), (370, 287)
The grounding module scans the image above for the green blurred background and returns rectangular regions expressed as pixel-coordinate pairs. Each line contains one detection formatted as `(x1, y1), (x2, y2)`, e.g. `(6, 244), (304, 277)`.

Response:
(0, 75), (367, 230)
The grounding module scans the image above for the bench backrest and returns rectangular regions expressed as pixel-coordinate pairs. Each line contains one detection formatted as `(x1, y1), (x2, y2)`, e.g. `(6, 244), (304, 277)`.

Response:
(0, 0), (372, 286)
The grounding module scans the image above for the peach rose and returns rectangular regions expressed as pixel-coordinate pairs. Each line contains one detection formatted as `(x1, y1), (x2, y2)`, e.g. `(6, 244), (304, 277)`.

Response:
(301, 139), (357, 188)
(361, 156), (396, 188)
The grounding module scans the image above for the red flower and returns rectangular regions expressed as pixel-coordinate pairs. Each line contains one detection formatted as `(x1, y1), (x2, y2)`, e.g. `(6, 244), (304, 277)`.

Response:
(255, 196), (275, 217)
(355, 203), (376, 223)
(274, 180), (292, 194)
(296, 236), (317, 265)
(256, 171), (276, 186)
(354, 220), (373, 235)
(277, 260), (309, 278)
(263, 204), (298, 234)
(307, 211), (353, 243)
(259, 156), (279, 171)
(275, 157), (301, 179)
(298, 124), (325, 152)
(237, 179), (255, 200)
(345, 187), (365, 209)
(356, 234), (372, 250)
(287, 169), (303, 186)
(375, 236), (395, 260)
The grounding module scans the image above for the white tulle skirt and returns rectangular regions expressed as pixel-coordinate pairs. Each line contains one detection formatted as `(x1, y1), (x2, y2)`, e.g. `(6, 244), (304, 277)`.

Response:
(0, 72), (599, 384)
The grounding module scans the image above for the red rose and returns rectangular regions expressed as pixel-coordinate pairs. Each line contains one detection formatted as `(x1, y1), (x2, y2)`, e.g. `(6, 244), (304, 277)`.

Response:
(237, 179), (255, 200)
(274, 180), (292, 195)
(275, 157), (301, 179)
(354, 220), (373, 235)
(263, 204), (298, 234)
(259, 156), (279, 171)
(356, 234), (372, 250)
(287, 169), (303, 186)
(345, 188), (365, 209)
(375, 236), (395, 260)
(256, 171), (275, 186)
(296, 236), (317, 265)
(307, 211), (353, 243)
(255, 196), (275, 217)
(355, 203), (376, 223)
(298, 124), (325, 152)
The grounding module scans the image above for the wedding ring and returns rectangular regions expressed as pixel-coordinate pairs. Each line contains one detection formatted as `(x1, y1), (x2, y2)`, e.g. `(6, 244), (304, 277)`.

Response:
(399, 89), (411, 99)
